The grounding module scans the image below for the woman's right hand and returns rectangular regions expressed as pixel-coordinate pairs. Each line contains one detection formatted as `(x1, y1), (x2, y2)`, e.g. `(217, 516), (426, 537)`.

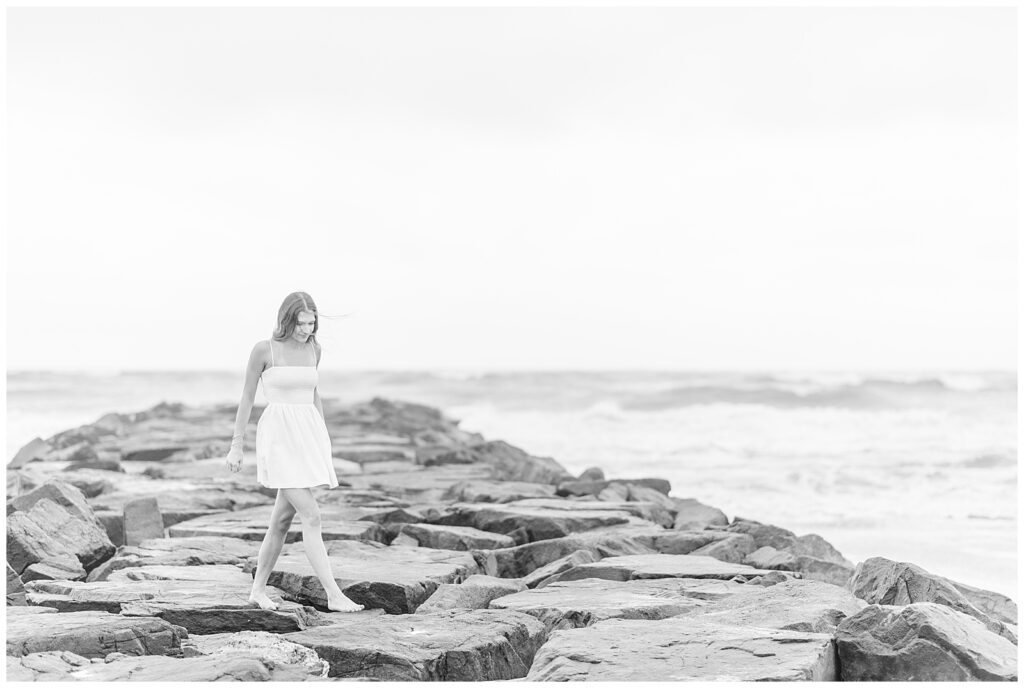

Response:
(225, 445), (243, 473)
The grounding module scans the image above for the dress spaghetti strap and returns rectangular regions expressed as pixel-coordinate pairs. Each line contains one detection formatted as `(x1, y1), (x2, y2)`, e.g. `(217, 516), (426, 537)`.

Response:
(310, 341), (317, 368)
(268, 340), (275, 367)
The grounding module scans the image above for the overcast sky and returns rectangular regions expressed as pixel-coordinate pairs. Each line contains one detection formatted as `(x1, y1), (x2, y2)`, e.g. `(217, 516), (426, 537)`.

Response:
(6, 7), (1016, 371)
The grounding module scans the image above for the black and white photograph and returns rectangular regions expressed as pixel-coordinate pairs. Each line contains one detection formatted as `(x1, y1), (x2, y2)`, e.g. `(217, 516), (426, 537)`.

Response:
(4, 1), (1018, 682)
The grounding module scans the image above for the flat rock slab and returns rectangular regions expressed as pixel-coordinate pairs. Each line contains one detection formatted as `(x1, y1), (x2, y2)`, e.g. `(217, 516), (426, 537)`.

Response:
(544, 553), (775, 584)
(489, 578), (718, 631)
(184, 629), (330, 677)
(443, 479), (557, 503)
(342, 464), (497, 501)
(6, 607), (184, 658)
(436, 502), (647, 542)
(527, 616), (837, 681)
(677, 578), (867, 634)
(24, 568), (319, 635)
(167, 504), (386, 543)
(395, 522), (516, 550)
(509, 497), (675, 528)
(8, 650), (309, 681)
(283, 607), (548, 680)
(87, 536), (262, 581)
(247, 539), (482, 613)
(417, 575), (526, 613)
(836, 602), (1017, 681)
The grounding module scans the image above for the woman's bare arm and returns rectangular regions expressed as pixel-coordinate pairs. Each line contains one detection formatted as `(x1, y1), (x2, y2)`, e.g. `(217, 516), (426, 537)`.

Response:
(312, 341), (325, 419)
(231, 342), (268, 442)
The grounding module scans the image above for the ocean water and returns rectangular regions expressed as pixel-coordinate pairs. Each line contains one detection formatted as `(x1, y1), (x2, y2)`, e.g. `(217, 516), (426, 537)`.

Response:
(5, 370), (1017, 598)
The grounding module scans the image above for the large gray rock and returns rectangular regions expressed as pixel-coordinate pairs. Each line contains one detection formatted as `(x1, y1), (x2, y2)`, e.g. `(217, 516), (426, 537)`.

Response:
(167, 504), (386, 542)
(727, 518), (853, 585)
(672, 497), (729, 529)
(7, 479), (102, 524)
(648, 530), (757, 563)
(86, 536), (262, 582)
(394, 523), (516, 550)
(526, 616), (837, 680)
(681, 578), (867, 634)
(246, 539), (482, 613)
(21, 557), (88, 583)
(543, 553), (775, 584)
(6, 606), (185, 658)
(443, 479), (557, 503)
(835, 603), (1017, 681)
(435, 501), (646, 543)
(951, 579), (1018, 626)
(7, 498), (115, 575)
(283, 607), (547, 680)
(556, 478), (671, 498)
(123, 497), (165, 545)
(465, 440), (574, 484)
(416, 575), (526, 613)
(24, 567), (319, 635)
(489, 578), (718, 631)
(487, 523), (664, 578)
(8, 651), (309, 681)
(7, 563), (27, 605)
(522, 550), (601, 589)
(508, 497), (675, 529)
(849, 557), (1017, 643)
(744, 545), (850, 586)
(183, 630), (330, 677)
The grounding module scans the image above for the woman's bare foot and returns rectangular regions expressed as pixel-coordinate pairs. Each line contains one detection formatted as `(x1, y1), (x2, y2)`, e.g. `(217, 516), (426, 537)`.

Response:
(248, 590), (279, 610)
(326, 592), (364, 613)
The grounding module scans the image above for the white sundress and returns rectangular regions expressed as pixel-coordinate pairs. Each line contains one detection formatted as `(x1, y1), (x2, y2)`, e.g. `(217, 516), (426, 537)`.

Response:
(255, 340), (339, 489)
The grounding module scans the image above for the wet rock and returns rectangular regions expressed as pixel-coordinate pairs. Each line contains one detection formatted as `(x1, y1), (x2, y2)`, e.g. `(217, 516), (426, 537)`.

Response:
(848, 556), (1017, 643)
(417, 575), (526, 613)
(25, 567), (318, 634)
(490, 577), (715, 631)
(443, 479), (557, 503)
(543, 553), (775, 584)
(7, 498), (114, 575)
(87, 536), (263, 582)
(123, 497), (165, 545)
(247, 539), (482, 613)
(835, 602), (1017, 681)
(394, 523), (516, 550)
(526, 616), (836, 680)
(672, 497), (730, 529)
(6, 606), (185, 658)
(7, 562), (27, 605)
(283, 607), (547, 680)
(167, 504), (386, 542)
(184, 630), (329, 677)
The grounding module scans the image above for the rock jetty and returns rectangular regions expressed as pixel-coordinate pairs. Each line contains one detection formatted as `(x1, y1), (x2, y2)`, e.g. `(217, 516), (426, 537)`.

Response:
(6, 397), (1018, 681)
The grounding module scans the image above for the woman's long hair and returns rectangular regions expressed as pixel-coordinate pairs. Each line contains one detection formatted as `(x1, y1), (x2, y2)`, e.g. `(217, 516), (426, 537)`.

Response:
(272, 292), (319, 346)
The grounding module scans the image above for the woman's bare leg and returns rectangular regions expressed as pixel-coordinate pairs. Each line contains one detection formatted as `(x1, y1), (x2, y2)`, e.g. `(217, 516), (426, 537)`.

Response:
(249, 490), (296, 610)
(280, 487), (363, 612)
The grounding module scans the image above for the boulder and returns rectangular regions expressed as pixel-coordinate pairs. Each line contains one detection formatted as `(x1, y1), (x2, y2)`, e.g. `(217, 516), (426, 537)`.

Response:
(123, 497), (165, 545)
(727, 518), (853, 585)
(526, 616), (836, 680)
(283, 607), (547, 680)
(522, 550), (601, 589)
(672, 497), (729, 530)
(848, 557), (1017, 643)
(489, 578), (715, 631)
(542, 553), (775, 585)
(245, 539), (482, 613)
(6, 606), (185, 658)
(394, 523), (516, 550)
(487, 523), (663, 578)
(417, 575), (526, 613)
(835, 603), (1017, 681)
(577, 467), (605, 481)
(87, 536), (261, 582)
(183, 630), (329, 677)
(9, 651), (309, 681)
(7, 479), (101, 524)
(9, 437), (47, 469)
(24, 566), (319, 634)
(7, 498), (114, 575)
(648, 530), (757, 563)
(167, 504), (386, 543)
(465, 440), (573, 484)
(443, 479), (557, 503)
(435, 501), (645, 543)
(21, 557), (88, 582)
(509, 497), (675, 529)
(951, 580), (1018, 626)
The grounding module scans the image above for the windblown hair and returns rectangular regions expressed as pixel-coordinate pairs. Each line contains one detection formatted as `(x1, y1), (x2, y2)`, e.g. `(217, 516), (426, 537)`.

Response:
(272, 292), (319, 345)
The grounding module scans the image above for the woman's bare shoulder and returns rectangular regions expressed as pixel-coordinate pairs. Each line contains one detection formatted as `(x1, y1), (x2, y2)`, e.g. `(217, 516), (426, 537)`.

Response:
(249, 339), (274, 362)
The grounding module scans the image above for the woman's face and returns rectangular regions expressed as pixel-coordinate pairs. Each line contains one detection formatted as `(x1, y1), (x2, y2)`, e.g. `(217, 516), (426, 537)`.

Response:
(292, 310), (316, 343)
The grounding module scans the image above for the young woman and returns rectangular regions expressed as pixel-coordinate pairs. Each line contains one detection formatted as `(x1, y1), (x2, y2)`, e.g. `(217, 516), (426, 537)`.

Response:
(225, 291), (363, 613)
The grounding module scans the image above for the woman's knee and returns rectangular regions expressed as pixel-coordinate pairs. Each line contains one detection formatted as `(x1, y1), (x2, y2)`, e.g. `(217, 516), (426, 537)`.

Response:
(298, 509), (321, 529)
(270, 512), (294, 533)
